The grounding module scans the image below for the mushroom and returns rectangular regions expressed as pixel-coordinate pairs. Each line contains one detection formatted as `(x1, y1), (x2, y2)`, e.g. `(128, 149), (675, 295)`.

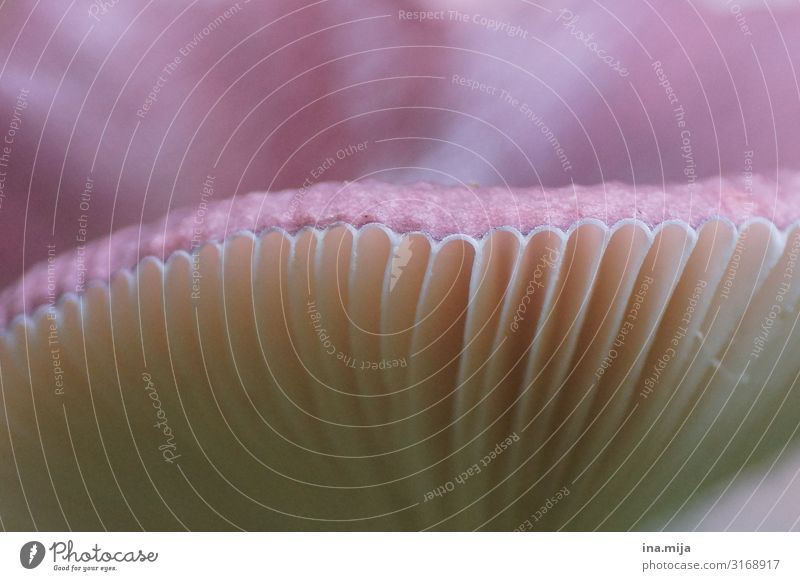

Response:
(2, 176), (800, 531)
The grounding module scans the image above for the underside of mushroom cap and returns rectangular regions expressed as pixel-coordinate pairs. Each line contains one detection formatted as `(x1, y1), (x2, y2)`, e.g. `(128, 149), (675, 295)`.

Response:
(2, 177), (800, 530)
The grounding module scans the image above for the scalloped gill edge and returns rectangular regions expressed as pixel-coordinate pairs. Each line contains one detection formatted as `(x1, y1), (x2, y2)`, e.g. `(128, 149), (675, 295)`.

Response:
(2, 215), (790, 335)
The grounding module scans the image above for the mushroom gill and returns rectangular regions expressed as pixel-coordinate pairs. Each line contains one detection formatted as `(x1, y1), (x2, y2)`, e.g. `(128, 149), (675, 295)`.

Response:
(1, 178), (800, 531)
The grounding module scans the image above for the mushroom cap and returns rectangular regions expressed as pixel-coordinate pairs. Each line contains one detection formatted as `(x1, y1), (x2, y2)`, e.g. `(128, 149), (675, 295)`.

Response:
(2, 178), (800, 530)
(3, 174), (798, 326)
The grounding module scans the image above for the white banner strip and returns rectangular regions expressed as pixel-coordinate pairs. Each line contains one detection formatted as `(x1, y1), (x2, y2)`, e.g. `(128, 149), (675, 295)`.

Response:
(0, 532), (797, 579)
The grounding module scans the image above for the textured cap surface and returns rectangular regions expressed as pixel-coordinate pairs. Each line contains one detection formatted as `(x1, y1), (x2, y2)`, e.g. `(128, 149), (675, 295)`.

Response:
(1, 174), (799, 326)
